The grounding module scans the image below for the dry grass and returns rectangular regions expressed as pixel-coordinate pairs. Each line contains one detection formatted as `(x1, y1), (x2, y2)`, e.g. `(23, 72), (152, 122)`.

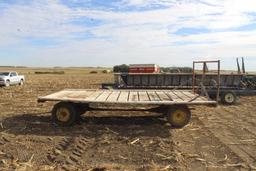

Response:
(0, 67), (255, 170)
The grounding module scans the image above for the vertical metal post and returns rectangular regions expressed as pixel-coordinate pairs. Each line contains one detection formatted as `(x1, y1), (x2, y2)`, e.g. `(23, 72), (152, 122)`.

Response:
(202, 62), (206, 83)
(192, 60), (221, 104)
(192, 61), (195, 93)
(216, 60), (221, 103)
(203, 62), (206, 74)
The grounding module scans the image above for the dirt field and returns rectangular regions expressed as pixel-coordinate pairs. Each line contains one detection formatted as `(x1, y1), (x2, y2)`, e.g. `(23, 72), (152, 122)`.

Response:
(0, 68), (256, 171)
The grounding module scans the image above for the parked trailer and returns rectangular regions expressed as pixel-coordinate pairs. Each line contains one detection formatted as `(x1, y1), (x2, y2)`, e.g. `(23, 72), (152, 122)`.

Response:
(114, 73), (256, 88)
(38, 89), (216, 128)
(110, 73), (256, 105)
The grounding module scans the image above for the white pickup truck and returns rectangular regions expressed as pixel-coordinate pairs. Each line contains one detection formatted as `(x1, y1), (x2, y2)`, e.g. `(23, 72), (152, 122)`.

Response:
(0, 71), (25, 87)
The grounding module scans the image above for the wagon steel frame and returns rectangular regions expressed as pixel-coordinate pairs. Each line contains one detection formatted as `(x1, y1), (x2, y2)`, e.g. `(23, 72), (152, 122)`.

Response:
(38, 89), (216, 128)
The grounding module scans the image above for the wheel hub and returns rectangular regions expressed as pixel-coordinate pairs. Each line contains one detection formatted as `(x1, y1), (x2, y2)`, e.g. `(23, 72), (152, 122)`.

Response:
(172, 109), (186, 124)
(225, 93), (234, 103)
(56, 107), (70, 122)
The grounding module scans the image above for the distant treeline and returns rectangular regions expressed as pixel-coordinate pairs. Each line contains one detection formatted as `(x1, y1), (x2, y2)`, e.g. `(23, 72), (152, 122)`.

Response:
(0, 66), (27, 68)
(113, 64), (129, 73)
(113, 64), (192, 73)
(161, 67), (192, 73)
(34, 71), (65, 74)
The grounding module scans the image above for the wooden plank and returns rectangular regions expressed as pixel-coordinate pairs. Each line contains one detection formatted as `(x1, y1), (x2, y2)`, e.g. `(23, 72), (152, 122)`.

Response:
(129, 91), (139, 101)
(166, 91), (183, 102)
(180, 91), (195, 99)
(85, 90), (103, 100)
(66, 90), (95, 99)
(182, 91), (201, 99)
(118, 91), (129, 102)
(58, 92), (75, 99)
(96, 91), (112, 101)
(182, 91), (207, 101)
(39, 89), (217, 105)
(173, 90), (191, 101)
(138, 91), (150, 101)
(106, 91), (121, 102)
(184, 90), (208, 100)
(181, 91), (199, 101)
(47, 91), (72, 99)
(147, 91), (160, 101)
(156, 91), (172, 101)
(163, 91), (173, 101)
(171, 91), (184, 100)
(182, 91), (194, 98)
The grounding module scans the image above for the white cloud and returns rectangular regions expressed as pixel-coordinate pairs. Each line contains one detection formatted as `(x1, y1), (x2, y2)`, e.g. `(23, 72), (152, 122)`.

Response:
(0, 1), (88, 41)
(0, 0), (256, 70)
(116, 0), (179, 7)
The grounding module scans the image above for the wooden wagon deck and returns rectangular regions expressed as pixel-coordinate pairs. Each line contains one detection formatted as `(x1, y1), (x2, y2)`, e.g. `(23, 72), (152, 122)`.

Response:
(38, 89), (216, 105)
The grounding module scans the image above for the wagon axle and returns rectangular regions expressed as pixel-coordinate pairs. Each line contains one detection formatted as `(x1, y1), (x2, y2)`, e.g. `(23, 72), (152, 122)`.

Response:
(51, 101), (192, 128)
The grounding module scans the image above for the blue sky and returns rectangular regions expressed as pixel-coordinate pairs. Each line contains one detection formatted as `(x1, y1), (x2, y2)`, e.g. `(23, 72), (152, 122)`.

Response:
(0, 0), (256, 70)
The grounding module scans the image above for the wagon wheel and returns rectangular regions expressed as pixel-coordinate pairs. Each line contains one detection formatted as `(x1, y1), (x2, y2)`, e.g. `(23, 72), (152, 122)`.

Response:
(166, 105), (191, 128)
(52, 102), (77, 126)
(5, 80), (10, 87)
(221, 91), (237, 105)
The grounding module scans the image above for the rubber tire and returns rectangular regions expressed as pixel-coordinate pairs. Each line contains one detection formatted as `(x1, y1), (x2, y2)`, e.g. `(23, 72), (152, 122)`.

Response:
(52, 102), (77, 126)
(74, 104), (88, 123)
(19, 79), (24, 86)
(166, 105), (191, 128)
(221, 91), (237, 105)
(5, 80), (10, 87)
(75, 104), (88, 115)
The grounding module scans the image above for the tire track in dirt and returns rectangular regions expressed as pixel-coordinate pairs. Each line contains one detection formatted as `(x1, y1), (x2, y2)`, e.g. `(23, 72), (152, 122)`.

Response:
(212, 112), (256, 160)
(221, 106), (256, 137)
(172, 114), (242, 170)
(62, 136), (92, 170)
(47, 136), (93, 170)
(199, 106), (256, 169)
(224, 104), (256, 122)
(47, 137), (74, 165)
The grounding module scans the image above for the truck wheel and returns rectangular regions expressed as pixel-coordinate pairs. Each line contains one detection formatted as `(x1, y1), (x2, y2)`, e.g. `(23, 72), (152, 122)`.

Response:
(5, 80), (10, 87)
(221, 91), (237, 105)
(166, 105), (191, 128)
(52, 102), (77, 126)
(19, 79), (24, 86)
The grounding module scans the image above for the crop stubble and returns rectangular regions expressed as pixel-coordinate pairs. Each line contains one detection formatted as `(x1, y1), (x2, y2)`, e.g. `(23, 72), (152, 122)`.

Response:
(0, 69), (255, 170)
